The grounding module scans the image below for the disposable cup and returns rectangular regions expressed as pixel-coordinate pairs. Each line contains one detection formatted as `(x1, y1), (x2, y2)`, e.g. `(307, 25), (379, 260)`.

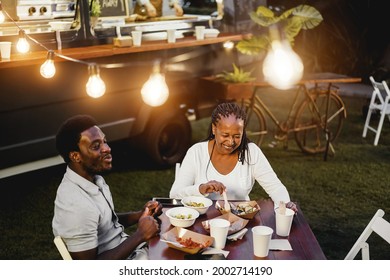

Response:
(167, 29), (176, 43)
(0, 42), (12, 60)
(195, 26), (205, 40)
(275, 208), (294, 236)
(131, 31), (142, 46)
(209, 218), (230, 249)
(252, 226), (273, 257)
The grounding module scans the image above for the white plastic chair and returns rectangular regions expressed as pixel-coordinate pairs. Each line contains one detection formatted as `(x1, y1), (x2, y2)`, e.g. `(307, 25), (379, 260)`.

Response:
(362, 76), (390, 145)
(344, 209), (390, 260)
(53, 236), (72, 260)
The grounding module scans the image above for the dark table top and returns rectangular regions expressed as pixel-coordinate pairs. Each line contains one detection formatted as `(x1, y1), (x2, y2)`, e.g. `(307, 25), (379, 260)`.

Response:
(149, 199), (327, 260)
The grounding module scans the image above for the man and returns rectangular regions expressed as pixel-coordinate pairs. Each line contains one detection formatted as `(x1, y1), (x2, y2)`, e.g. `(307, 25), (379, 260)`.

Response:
(52, 115), (162, 259)
(134, 0), (183, 18)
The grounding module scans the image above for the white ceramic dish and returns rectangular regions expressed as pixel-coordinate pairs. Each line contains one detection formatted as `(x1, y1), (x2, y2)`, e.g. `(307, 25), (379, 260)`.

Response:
(165, 206), (199, 228)
(181, 196), (213, 215)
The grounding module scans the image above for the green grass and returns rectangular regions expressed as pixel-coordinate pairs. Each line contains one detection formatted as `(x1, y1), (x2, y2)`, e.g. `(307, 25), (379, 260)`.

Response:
(0, 92), (389, 260)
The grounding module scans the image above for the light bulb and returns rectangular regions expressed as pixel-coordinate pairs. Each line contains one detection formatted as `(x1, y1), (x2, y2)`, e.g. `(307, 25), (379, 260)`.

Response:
(86, 64), (106, 98)
(223, 40), (234, 50)
(16, 31), (30, 53)
(0, 11), (5, 24)
(40, 51), (56, 79)
(141, 64), (169, 107)
(262, 40), (303, 90)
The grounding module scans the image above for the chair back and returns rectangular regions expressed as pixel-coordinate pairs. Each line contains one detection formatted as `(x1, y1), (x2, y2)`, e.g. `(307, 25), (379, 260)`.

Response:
(54, 236), (72, 260)
(345, 209), (390, 260)
(369, 76), (390, 107)
(362, 77), (390, 145)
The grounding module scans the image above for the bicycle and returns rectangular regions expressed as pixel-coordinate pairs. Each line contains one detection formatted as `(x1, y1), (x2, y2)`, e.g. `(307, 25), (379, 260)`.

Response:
(236, 82), (347, 156)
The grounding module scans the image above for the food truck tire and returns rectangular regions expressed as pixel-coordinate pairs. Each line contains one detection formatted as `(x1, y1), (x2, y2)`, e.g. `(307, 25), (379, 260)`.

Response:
(144, 110), (191, 166)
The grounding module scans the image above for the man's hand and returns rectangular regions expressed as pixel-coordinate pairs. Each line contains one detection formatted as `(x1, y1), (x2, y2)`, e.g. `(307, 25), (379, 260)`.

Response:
(143, 200), (163, 217)
(138, 208), (160, 240)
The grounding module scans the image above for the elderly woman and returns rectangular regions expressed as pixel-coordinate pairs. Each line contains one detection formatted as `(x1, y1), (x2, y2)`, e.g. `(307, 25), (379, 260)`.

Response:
(169, 102), (297, 212)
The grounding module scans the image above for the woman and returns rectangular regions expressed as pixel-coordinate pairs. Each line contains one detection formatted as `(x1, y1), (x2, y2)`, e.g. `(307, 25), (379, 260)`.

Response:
(169, 102), (297, 212)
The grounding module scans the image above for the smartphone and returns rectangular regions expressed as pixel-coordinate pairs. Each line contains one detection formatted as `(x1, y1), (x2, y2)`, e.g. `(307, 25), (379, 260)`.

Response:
(184, 253), (226, 260)
(152, 197), (182, 207)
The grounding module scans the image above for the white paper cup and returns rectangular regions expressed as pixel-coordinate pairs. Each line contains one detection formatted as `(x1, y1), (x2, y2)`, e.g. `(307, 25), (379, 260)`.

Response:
(0, 42), (12, 60)
(275, 208), (294, 236)
(209, 218), (230, 249)
(252, 226), (273, 257)
(167, 29), (176, 43)
(131, 31), (142, 46)
(195, 26), (205, 40)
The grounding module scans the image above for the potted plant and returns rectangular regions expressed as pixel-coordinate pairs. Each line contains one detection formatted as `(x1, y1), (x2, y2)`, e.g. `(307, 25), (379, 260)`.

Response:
(200, 64), (256, 100)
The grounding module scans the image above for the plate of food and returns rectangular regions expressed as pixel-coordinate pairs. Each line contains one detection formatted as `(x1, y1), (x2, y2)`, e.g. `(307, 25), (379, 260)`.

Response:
(216, 200), (260, 219)
(160, 227), (214, 254)
(202, 212), (249, 235)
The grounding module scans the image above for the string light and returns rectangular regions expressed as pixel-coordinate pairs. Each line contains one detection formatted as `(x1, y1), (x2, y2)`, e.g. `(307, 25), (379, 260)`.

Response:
(86, 64), (106, 98)
(223, 40), (234, 50)
(0, 2), (5, 23)
(40, 51), (56, 78)
(141, 61), (169, 107)
(0, 4), (232, 105)
(16, 30), (30, 53)
(262, 26), (303, 90)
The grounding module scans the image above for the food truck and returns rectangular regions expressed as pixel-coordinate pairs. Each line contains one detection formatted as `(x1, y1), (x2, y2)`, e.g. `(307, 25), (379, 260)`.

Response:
(0, 0), (265, 178)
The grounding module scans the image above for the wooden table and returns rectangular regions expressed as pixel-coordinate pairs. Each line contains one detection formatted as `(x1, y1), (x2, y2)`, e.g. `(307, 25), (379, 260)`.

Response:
(149, 199), (327, 260)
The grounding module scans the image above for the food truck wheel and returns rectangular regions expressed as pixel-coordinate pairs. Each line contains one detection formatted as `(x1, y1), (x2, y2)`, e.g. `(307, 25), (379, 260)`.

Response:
(144, 111), (191, 166)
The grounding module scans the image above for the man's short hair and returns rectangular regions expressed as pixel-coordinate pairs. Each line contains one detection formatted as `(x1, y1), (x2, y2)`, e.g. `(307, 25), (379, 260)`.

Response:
(56, 115), (97, 163)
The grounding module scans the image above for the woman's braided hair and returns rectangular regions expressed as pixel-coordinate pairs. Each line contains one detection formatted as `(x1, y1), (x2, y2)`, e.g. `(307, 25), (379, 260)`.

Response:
(205, 102), (251, 164)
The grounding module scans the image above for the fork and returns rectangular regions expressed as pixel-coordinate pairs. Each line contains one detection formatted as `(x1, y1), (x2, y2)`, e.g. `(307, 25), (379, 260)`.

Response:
(222, 191), (231, 212)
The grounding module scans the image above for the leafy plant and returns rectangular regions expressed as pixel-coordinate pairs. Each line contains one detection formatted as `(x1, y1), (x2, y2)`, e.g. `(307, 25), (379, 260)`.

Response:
(236, 5), (323, 56)
(89, 0), (101, 17)
(215, 63), (255, 83)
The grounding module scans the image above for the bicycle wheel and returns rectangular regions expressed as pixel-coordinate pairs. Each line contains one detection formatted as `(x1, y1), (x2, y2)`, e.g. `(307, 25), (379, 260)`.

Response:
(242, 99), (267, 146)
(294, 89), (346, 154)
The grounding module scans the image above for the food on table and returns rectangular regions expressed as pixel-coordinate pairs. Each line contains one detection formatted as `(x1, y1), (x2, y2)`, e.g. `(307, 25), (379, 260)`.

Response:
(233, 203), (257, 215)
(176, 237), (211, 249)
(174, 213), (193, 219)
(185, 201), (205, 207)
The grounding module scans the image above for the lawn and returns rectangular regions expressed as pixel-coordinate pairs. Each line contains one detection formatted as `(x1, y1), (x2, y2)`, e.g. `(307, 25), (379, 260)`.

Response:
(0, 90), (389, 260)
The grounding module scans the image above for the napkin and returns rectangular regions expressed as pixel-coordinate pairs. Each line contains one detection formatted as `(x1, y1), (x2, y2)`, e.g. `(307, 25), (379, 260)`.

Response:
(227, 228), (248, 241)
(269, 239), (293, 251)
(202, 247), (230, 258)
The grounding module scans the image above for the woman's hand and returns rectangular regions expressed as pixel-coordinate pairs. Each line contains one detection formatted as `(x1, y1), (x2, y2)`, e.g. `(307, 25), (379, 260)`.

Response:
(199, 180), (226, 195)
(286, 201), (298, 213)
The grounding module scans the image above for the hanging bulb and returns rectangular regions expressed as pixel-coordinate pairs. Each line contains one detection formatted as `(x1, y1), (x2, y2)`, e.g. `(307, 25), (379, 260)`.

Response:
(16, 30), (30, 53)
(141, 62), (169, 107)
(223, 40), (234, 50)
(0, 2), (5, 23)
(262, 39), (303, 90)
(40, 51), (56, 79)
(86, 64), (106, 98)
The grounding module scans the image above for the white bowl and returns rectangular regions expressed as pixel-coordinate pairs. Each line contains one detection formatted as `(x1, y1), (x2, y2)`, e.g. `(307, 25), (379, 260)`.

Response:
(165, 207), (199, 228)
(49, 21), (73, 31)
(181, 196), (213, 215)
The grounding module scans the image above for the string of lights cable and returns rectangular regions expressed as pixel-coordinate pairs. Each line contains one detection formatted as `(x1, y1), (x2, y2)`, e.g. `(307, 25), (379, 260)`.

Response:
(0, 1), (172, 105)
